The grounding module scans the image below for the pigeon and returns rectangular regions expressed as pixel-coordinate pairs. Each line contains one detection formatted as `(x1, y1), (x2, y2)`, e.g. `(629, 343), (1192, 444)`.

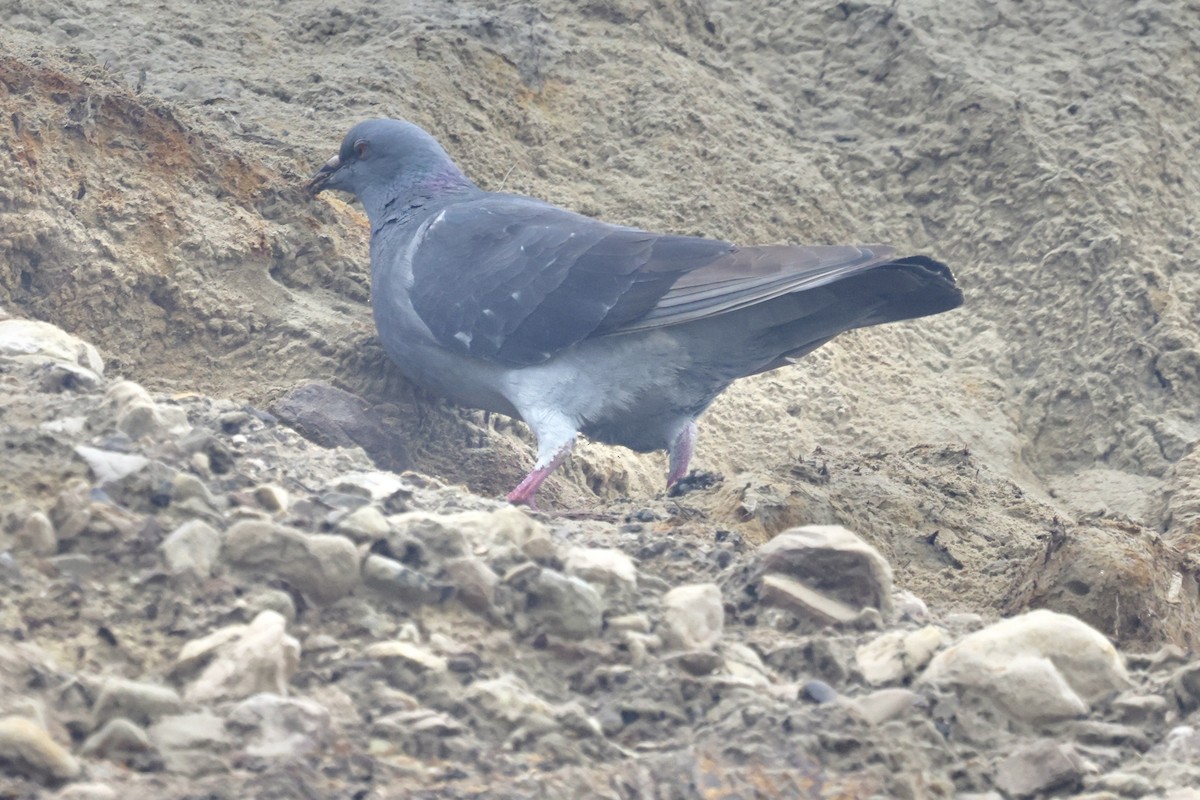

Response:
(308, 119), (963, 507)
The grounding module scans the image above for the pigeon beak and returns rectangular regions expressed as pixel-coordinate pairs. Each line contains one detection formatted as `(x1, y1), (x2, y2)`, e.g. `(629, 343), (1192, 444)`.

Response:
(306, 154), (341, 196)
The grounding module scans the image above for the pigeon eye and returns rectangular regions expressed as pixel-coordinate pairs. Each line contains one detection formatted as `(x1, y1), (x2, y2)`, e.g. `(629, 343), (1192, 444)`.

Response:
(354, 139), (369, 159)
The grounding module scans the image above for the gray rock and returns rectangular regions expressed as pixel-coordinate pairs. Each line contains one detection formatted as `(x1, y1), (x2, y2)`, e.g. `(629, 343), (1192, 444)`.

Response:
(758, 573), (857, 626)
(253, 484), (289, 513)
(361, 553), (438, 602)
(920, 609), (1130, 725)
(563, 546), (638, 598)
(222, 520), (359, 603)
(337, 504), (389, 541)
(172, 472), (219, 508)
(226, 693), (332, 760)
(662, 583), (724, 650)
(271, 381), (412, 472)
(464, 675), (556, 737)
(1087, 772), (1154, 797)
(1112, 693), (1168, 726)
(106, 381), (190, 440)
(0, 318), (104, 376)
(245, 588), (298, 625)
(0, 714), (81, 783)
(161, 519), (222, 576)
(754, 525), (894, 619)
(51, 784), (119, 800)
(79, 717), (154, 758)
(364, 640), (450, 691)
(177, 610), (301, 703)
(993, 739), (1083, 797)
(147, 711), (232, 778)
(92, 677), (184, 728)
(524, 569), (604, 640)
(855, 625), (944, 685)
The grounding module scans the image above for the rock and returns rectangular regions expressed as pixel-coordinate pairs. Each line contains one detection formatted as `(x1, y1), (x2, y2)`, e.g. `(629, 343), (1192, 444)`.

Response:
(564, 547), (638, 597)
(0, 714), (81, 783)
(853, 688), (919, 725)
(801, 680), (838, 704)
(361, 553), (439, 602)
(754, 525), (894, 619)
(993, 739), (1083, 797)
(52, 784), (119, 800)
(17, 510), (57, 555)
(662, 583), (724, 650)
(271, 381), (412, 472)
(79, 717), (154, 758)
(106, 381), (190, 440)
(856, 626), (944, 685)
(253, 484), (289, 513)
(147, 711), (232, 777)
(160, 519), (222, 576)
(443, 557), (500, 614)
(920, 609), (1129, 724)
(74, 445), (150, 484)
(331, 471), (411, 501)
(172, 472), (219, 509)
(524, 569), (604, 640)
(245, 588), (298, 625)
(337, 504), (389, 541)
(758, 573), (858, 626)
(364, 641), (450, 691)
(222, 520), (359, 603)
(607, 613), (651, 634)
(92, 677), (184, 727)
(1087, 772), (1154, 797)
(464, 675), (556, 736)
(226, 693), (332, 760)
(1112, 693), (1168, 726)
(0, 318), (104, 376)
(178, 610), (301, 703)
(721, 642), (770, 686)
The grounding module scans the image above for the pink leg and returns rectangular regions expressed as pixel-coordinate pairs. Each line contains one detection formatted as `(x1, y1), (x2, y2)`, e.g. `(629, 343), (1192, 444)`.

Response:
(507, 440), (574, 509)
(667, 420), (697, 487)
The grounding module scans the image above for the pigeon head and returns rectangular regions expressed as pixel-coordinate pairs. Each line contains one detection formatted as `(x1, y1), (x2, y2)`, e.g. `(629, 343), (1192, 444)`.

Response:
(307, 119), (473, 218)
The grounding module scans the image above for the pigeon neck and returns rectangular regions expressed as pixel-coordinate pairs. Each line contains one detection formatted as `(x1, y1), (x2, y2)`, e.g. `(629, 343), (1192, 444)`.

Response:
(361, 168), (478, 230)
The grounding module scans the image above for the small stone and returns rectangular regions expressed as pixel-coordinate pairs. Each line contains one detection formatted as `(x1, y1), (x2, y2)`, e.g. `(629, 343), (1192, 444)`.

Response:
(993, 739), (1083, 797)
(245, 588), (298, 625)
(107, 381), (190, 440)
(920, 609), (1129, 725)
(364, 641), (450, 673)
(148, 711), (232, 753)
(856, 626), (944, 685)
(17, 511), (57, 556)
(92, 677), (184, 727)
(607, 613), (651, 634)
(801, 680), (838, 704)
(1111, 693), (1168, 726)
(253, 484), (290, 513)
(178, 610), (301, 703)
(755, 525), (894, 618)
(1072, 720), (1151, 750)
(52, 784), (119, 800)
(1087, 773), (1154, 797)
(564, 546), (638, 597)
(361, 553), (437, 602)
(173, 472), (218, 507)
(74, 445), (149, 484)
(80, 717), (153, 758)
(332, 471), (410, 501)
(0, 714), (81, 783)
(464, 675), (555, 736)
(226, 693), (332, 760)
(0, 318), (104, 375)
(271, 381), (412, 472)
(223, 520), (359, 603)
(50, 553), (94, 578)
(758, 573), (857, 625)
(662, 583), (724, 650)
(721, 642), (770, 685)
(161, 519), (222, 576)
(443, 557), (499, 614)
(672, 649), (724, 676)
(337, 505), (389, 541)
(525, 569), (604, 640)
(853, 688), (918, 725)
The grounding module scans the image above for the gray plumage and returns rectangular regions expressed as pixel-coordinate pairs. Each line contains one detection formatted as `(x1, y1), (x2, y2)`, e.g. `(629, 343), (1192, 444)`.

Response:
(308, 118), (963, 506)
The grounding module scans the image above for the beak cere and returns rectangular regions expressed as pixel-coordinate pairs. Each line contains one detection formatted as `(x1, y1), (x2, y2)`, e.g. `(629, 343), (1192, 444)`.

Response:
(306, 154), (341, 195)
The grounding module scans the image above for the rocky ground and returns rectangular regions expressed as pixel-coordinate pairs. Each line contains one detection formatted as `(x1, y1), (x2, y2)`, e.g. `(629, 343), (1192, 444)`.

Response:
(2, 0), (1200, 797)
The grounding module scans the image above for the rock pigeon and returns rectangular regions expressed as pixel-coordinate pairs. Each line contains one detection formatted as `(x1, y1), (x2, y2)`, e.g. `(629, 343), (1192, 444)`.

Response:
(308, 119), (963, 507)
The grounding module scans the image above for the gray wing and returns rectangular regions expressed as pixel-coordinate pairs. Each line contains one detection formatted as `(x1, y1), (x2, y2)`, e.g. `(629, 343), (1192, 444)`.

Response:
(408, 194), (897, 367)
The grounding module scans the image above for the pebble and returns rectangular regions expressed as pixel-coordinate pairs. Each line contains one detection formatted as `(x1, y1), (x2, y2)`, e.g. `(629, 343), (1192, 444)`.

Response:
(337, 504), (390, 541)
(524, 569), (604, 640)
(364, 640), (450, 690)
(148, 711), (232, 753)
(855, 625), (944, 685)
(17, 510), (57, 555)
(80, 717), (154, 758)
(172, 472), (219, 508)
(0, 714), (81, 783)
(51, 785), (119, 800)
(920, 609), (1129, 724)
(662, 583), (724, 650)
(222, 520), (360, 603)
(465, 675), (556, 736)
(993, 739), (1083, 797)
(245, 588), (298, 625)
(801, 680), (838, 704)
(361, 553), (438, 602)
(107, 381), (190, 440)
(563, 546), (638, 597)
(74, 445), (150, 484)
(253, 484), (289, 513)
(758, 573), (858, 626)
(853, 688), (918, 725)
(754, 525), (894, 618)
(442, 556), (500, 614)
(226, 693), (332, 760)
(92, 677), (184, 727)
(1087, 772), (1155, 797)
(177, 610), (301, 702)
(160, 519), (222, 576)
(721, 642), (771, 685)
(0, 318), (104, 376)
